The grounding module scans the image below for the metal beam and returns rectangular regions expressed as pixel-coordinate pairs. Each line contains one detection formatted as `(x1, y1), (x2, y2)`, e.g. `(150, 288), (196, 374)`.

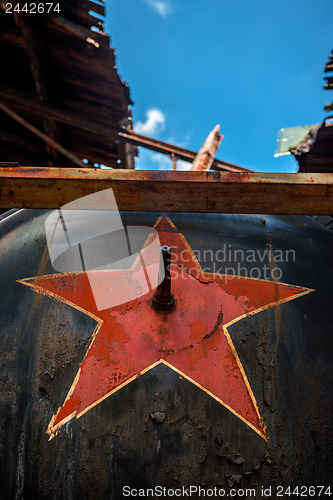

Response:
(0, 167), (332, 214)
(118, 131), (250, 172)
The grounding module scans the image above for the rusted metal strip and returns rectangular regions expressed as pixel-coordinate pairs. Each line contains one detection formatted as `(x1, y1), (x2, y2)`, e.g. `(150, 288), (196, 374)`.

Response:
(0, 167), (332, 214)
(118, 130), (249, 172)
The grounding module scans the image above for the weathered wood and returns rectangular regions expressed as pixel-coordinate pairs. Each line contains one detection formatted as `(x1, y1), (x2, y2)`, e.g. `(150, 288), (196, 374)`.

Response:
(0, 91), (123, 135)
(58, 2), (104, 31)
(13, 12), (61, 163)
(191, 125), (223, 171)
(0, 0), (132, 169)
(0, 104), (87, 168)
(0, 167), (332, 214)
(86, 0), (105, 17)
(52, 16), (106, 47)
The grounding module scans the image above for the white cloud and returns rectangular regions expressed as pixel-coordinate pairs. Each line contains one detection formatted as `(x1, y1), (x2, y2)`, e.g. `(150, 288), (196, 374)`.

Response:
(143, 0), (172, 17)
(176, 160), (192, 171)
(165, 132), (192, 149)
(151, 153), (172, 170)
(136, 150), (192, 171)
(151, 155), (192, 171)
(135, 108), (166, 135)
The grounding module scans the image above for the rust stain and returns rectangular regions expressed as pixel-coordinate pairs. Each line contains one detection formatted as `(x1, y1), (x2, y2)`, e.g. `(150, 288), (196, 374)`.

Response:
(189, 320), (207, 343)
(197, 152), (211, 171)
(202, 309), (224, 341)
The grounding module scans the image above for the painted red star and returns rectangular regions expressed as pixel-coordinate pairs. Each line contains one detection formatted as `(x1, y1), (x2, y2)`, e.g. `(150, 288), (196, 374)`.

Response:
(19, 215), (312, 440)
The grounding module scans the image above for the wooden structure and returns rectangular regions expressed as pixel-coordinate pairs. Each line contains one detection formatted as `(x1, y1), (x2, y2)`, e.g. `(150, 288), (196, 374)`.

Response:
(291, 120), (333, 174)
(324, 50), (333, 112)
(292, 50), (333, 174)
(0, 0), (133, 168)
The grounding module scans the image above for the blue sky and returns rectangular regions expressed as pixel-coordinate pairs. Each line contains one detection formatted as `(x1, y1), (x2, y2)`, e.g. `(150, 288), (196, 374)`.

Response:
(106, 0), (332, 172)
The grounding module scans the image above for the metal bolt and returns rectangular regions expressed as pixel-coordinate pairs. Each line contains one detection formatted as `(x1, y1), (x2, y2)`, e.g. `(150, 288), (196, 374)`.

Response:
(152, 245), (175, 312)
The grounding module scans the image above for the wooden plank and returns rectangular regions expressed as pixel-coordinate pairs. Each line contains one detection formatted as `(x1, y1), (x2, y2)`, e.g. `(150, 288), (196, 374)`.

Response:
(52, 16), (108, 47)
(0, 167), (332, 215)
(191, 125), (223, 171)
(15, 13), (60, 162)
(87, 0), (105, 16)
(59, 2), (104, 31)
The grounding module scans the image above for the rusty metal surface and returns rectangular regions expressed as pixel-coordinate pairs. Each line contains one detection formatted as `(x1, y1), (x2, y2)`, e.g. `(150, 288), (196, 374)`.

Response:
(0, 209), (332, 499)
(1, 167), (333, 214)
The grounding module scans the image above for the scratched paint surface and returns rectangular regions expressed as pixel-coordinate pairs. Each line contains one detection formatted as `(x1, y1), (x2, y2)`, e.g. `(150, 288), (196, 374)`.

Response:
(19, 215), (312, 440)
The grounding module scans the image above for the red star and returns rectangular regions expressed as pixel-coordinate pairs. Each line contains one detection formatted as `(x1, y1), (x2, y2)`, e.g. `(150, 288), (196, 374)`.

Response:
(19, 215), (312, 440)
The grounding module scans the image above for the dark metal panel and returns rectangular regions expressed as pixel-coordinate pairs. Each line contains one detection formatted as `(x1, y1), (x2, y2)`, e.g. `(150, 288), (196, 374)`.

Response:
(0, 210), (332, 498)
